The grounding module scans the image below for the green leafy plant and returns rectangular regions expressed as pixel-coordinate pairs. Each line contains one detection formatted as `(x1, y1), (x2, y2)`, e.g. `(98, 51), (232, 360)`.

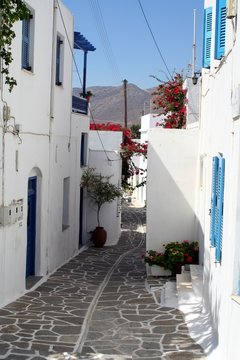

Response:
(0, 0), (31, 92)
(163, 241), (198, 271)
(81, 168), (122, 227)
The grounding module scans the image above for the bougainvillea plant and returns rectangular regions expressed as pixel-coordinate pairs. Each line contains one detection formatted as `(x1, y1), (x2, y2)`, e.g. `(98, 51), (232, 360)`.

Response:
(90, 122), (148, 190)
(152, 73), (187, 129)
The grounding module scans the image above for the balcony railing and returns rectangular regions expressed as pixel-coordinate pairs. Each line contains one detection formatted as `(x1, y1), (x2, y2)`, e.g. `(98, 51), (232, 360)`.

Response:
(72, 95), (88, 115)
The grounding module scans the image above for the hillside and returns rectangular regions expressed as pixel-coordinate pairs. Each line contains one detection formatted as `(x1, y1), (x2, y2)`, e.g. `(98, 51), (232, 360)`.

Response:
(73, 83), (156, 125)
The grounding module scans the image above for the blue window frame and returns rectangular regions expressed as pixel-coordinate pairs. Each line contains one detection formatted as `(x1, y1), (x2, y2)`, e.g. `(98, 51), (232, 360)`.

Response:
(215, 0), (226, 60)
(203, 7), (212, 68)
(56, 35), (63, 85)
(22, 18), (31, 70)
(209, 155), (225, 262)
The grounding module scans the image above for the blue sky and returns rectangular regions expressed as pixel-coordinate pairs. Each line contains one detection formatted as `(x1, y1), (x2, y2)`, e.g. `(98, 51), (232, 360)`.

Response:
(63, 0), (203, 90)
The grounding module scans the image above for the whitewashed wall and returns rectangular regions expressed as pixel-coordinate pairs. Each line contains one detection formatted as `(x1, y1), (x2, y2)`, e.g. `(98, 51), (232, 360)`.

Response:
(87, 131), (122, 246)
(196, 0), (240, 358)
(0, 0), (90, 306)
(146, 128), (199, 252)
(184, 78), (200, 127)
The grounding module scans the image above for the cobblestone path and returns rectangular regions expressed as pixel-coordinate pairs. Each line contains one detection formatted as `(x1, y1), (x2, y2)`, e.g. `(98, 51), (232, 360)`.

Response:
(0, 203), (206, 359)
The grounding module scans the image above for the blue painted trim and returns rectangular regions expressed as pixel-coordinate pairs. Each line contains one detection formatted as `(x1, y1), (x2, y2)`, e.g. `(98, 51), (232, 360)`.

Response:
(22, 18), (30, 69)
(56, 35), (61, 85)
(210, 156), (219, 246)
(203, 7), (212, 68)
(26, 177), (37, 277)
(215, 157), (225, 262)
(215, 0), (226, 60)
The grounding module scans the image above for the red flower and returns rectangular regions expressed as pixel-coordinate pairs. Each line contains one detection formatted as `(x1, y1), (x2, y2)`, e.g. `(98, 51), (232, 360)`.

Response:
(186, 256), (193, 264)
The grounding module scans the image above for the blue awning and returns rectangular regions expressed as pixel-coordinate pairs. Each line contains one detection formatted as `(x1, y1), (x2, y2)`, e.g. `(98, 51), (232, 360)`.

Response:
(74, 32), (96, 52)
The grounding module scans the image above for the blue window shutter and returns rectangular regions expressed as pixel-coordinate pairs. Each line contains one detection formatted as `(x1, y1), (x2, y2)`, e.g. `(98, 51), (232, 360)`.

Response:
(210, 156), (219, 246)
(56, 36), (61, 85)
(203, 7), (212, 68)
(215, 0), (226, 60)
(215, 157), (225, 262)
(22, 19), (30, 69)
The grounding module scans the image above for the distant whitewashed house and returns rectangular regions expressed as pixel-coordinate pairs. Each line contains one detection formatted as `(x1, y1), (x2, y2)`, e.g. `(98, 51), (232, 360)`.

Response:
(146, 0), (240, 358)
(0, 0), (95, 306)
(132, 114), (163, 206)
(86, 130), (122, 246)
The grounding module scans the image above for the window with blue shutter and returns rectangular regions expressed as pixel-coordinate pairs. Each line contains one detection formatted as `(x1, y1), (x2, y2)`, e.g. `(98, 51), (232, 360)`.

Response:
(215, 157), (225, 262)
(22, 18), (31, 70)
(209, 155), (225, 262)
(56, 35), (63, 85)
(203, 7), (212, 68)
(210, 156), (219, 246)
(215, 0), (226, 60)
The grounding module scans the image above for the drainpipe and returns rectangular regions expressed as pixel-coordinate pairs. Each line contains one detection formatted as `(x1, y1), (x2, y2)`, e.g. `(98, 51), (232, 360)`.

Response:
(0, 54), (8, 208)
(50, 0), (57, 124)
(46, 0), (57, 272)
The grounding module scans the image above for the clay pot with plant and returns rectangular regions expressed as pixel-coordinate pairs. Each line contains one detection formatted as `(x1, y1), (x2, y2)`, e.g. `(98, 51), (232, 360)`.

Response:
(81, 168), (122, 247)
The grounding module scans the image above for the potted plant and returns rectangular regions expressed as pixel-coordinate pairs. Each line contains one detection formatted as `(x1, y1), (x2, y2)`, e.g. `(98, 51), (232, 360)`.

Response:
(163, 240), (199, 275)
(81, 168), (122, 247)
(143, 250), (170, 276)
(80, 90), (93, 102)
(143, 240), (199, 276)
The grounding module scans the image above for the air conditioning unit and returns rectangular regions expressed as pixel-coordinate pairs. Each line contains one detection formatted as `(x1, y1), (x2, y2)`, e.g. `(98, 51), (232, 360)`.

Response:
(227, 0), (237, 18)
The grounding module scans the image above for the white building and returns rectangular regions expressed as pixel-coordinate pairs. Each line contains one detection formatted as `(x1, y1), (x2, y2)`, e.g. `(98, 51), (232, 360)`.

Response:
(146, 0), (240, 358)
(196, 0), (240, 358)
(0, 0), (94, 306)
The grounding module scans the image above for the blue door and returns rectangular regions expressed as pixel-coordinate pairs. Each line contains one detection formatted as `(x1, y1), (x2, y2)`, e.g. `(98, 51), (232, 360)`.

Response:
(26, 177), (37, 277)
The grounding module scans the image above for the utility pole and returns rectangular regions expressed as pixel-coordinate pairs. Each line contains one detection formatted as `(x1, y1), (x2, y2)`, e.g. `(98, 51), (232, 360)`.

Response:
(123, 79), (128, 129)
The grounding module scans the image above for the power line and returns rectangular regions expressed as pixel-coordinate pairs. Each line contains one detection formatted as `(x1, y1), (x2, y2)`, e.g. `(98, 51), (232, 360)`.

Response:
(137, 0), (172, 79)
(89, 0), (122, 84)
(56, 0), (118, 163)
(56, 0), (83, 88)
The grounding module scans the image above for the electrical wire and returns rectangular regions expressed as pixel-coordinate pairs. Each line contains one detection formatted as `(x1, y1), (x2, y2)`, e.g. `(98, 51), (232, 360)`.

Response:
(89, 0), (122, 84)
(137, 0), (172, 80)
(56, 0), (121, 162)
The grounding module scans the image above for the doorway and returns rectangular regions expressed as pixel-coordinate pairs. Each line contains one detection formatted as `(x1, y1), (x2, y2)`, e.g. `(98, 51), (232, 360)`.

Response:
(26, 176), (37, 278)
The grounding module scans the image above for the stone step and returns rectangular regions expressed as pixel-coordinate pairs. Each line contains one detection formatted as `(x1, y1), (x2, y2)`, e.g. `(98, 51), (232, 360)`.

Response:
(190, 264), (203, 300)
(163, 280), (178, 307)
(176, 272), (194, 304)
(176, 272), (191, 289)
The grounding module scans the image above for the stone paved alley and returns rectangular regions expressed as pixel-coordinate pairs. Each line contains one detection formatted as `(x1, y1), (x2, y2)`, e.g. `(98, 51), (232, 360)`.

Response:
(0, 203), (206, 359)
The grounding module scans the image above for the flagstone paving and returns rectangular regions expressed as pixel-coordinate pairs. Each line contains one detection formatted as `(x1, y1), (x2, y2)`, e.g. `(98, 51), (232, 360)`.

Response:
(0, 203), (206, 359)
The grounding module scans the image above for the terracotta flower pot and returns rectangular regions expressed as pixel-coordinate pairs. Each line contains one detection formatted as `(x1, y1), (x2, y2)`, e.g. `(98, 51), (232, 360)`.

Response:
(91, 227), (107, 247)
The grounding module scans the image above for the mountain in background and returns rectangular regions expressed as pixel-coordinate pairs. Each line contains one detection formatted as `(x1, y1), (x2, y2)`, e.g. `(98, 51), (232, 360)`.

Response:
(73, 83), (156, 125)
